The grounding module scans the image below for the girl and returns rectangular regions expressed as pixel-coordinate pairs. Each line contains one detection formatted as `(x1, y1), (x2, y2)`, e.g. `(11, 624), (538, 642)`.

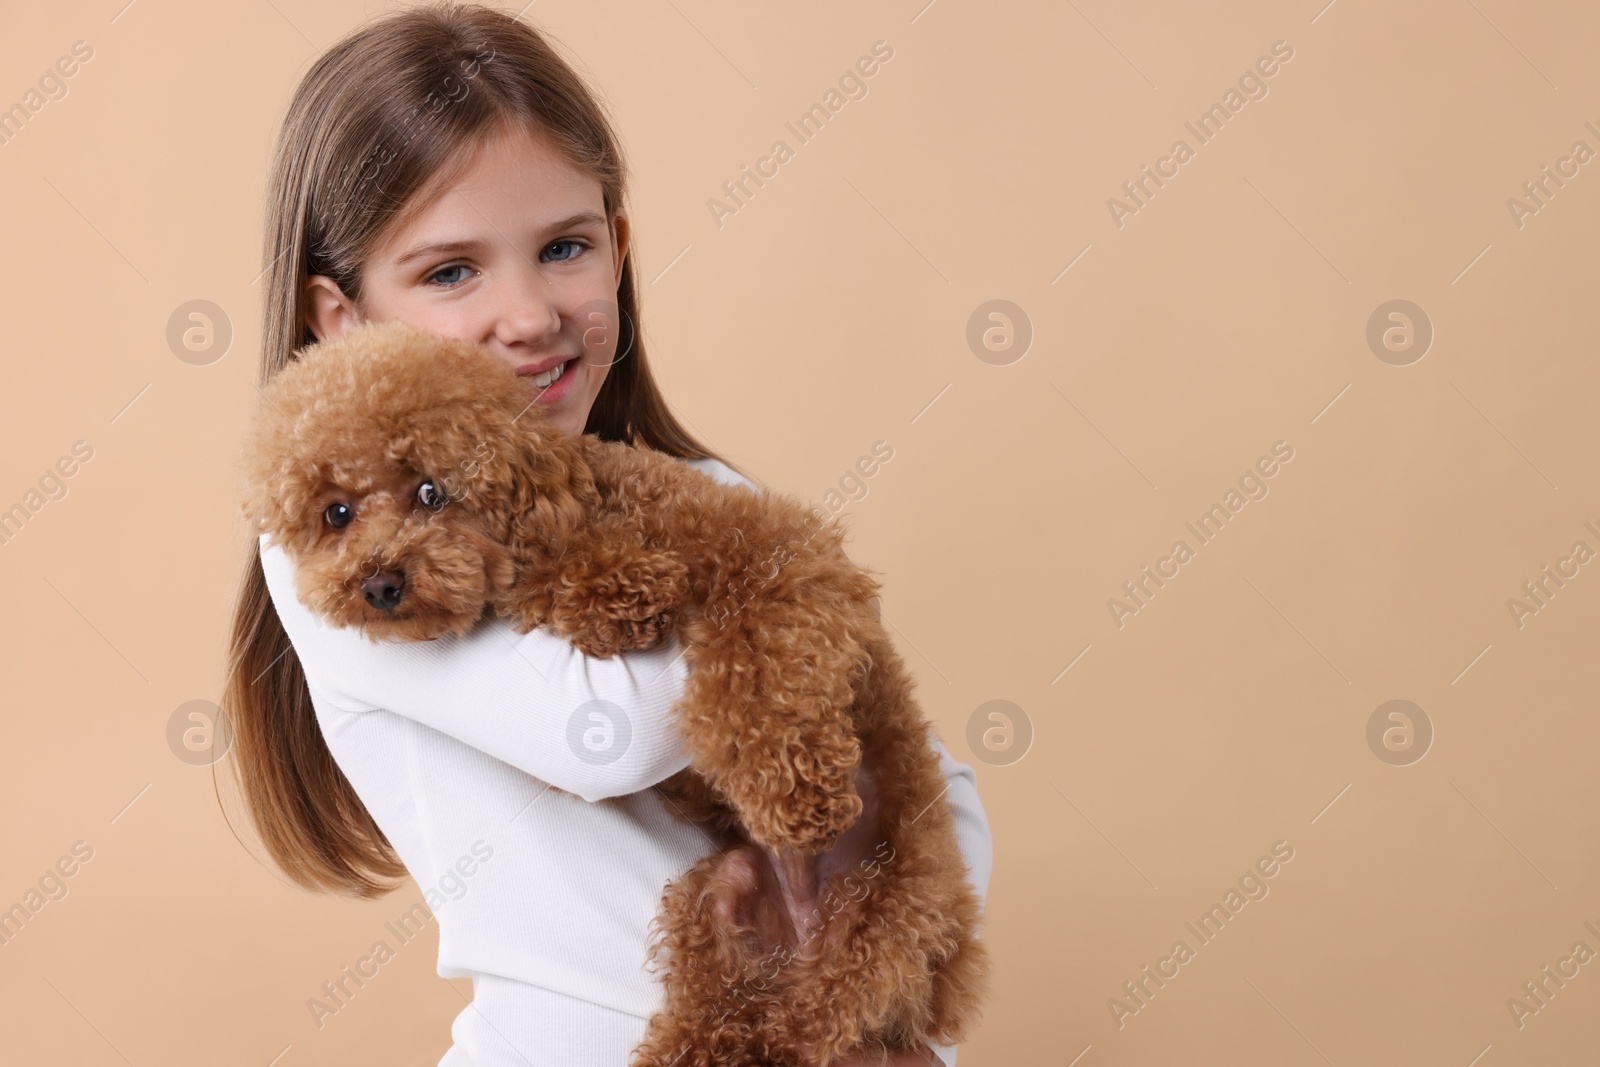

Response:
(223, 4), (992, 1065)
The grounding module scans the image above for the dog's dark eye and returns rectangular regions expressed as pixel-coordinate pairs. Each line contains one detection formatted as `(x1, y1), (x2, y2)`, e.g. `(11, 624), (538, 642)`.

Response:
(324, 502), (352, 529)
(417, 480), (448, 510)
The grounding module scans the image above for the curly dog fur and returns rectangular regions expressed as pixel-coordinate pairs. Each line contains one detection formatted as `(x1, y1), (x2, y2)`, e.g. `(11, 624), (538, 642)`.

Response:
(241, 320), (990, 1064)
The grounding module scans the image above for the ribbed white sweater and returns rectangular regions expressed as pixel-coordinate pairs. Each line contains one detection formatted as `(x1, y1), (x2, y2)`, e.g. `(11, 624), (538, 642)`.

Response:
(258, 455), (991, 1067)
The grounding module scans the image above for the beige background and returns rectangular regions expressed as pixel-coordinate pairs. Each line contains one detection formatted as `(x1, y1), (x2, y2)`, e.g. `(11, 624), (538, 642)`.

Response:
(1, 0), (1597, 1063)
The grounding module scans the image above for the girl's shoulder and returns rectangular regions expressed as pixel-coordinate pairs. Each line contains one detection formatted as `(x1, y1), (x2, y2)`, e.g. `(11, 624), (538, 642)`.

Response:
(678, 455), (756, 492)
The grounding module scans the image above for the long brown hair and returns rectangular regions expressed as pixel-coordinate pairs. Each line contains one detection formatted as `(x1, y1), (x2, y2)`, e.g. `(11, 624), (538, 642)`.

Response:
(224, 0), (743, 898)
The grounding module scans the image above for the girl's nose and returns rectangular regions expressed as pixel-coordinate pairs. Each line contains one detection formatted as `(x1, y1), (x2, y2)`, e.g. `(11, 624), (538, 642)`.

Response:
(493, 267), (564, 349)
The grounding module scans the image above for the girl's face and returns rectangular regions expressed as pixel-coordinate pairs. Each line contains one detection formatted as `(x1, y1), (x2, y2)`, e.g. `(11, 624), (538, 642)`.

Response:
(303, 123), (630, 439)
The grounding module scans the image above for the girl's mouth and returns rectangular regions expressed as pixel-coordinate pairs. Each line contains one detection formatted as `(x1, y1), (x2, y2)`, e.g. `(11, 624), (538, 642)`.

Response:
(519, 355), (580, 402)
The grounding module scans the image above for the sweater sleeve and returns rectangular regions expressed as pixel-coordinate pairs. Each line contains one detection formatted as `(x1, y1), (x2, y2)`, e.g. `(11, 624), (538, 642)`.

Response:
(259, 532), (696, 802)
(924, 735), (993, 1067)
(929, 736), (994, 907)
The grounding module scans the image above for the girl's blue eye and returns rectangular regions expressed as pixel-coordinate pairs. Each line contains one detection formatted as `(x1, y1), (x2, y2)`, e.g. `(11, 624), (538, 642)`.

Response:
(542, 239), (586, 263)
(427, 263), (473, 288)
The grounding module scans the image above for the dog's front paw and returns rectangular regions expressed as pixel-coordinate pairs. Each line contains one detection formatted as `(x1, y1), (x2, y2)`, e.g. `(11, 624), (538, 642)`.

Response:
(549, 546), (690, 657)
(760, 780), (864, 855)
(566, 609), (677, 657)
(740, 749), (863, 855)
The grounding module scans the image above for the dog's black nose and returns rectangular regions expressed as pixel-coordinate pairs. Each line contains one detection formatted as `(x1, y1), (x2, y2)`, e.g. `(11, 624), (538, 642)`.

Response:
(361, 569), (405, 611)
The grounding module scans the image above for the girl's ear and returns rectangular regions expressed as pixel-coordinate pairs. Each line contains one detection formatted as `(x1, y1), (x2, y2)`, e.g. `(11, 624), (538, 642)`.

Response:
(611, 212), (630, 288)
(304, 275), (360, 343)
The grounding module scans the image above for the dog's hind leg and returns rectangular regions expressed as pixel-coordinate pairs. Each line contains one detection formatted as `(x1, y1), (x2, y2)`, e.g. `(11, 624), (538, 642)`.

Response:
(773, 638), (992, 1057)
(632, 848), (800, 1067)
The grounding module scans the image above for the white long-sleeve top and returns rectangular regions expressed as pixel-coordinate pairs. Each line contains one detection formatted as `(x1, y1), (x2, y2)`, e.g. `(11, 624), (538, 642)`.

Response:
(258, 456), (992, 1067)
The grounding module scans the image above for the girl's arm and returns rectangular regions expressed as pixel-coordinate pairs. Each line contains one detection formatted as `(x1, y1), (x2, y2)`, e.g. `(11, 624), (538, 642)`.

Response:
(929, 735), (994, 906)
(920, 736), (992, 1067)
(260, 532), (696, 802)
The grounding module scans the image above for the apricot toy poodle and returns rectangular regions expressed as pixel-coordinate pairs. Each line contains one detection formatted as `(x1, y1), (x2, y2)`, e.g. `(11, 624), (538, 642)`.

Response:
(240, 319), (989, 1066)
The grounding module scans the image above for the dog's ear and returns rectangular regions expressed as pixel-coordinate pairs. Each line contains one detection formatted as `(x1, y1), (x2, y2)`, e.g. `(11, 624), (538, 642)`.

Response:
(504, 423), (601, 558)
(239, 374), (329, 558)
(404, 380), (601, 559)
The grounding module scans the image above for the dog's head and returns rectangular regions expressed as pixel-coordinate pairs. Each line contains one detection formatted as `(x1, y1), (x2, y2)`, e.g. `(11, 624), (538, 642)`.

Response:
(241, 319), (598, 641)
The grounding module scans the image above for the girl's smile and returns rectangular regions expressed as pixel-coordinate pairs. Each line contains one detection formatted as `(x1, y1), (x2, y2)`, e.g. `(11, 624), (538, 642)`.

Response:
(517, 353), (582, 404)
